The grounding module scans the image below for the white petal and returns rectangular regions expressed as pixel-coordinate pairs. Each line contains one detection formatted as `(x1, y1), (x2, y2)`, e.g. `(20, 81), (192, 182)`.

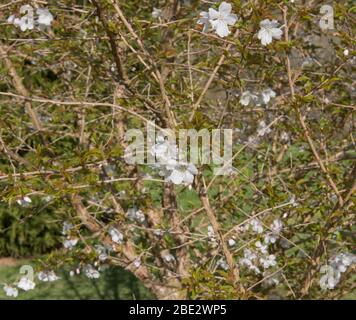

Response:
(219, 2), (232, 15)
(199, 11), (209, 20)
(319, 275), (328, 289)
(183, 171), (194, 185)
(187, 163), (198, 174)
(20, 23), (27, 31)
(260, 19), (271, 28)
(208, 8), (220, 20)
(240, 94), (250, 106)
(5, 285), (18, 297)
(168, 170), (184, 184)
(212, 20), (230, 37)
(269, 20), (280, 28)
(198, 11), (211, 32)
(271, 27), (283, 40)
(225, 13), (237, 26)
(13, 18), (21, 25)
(258, 29), (272, 46)
(7, 15), (15, 23)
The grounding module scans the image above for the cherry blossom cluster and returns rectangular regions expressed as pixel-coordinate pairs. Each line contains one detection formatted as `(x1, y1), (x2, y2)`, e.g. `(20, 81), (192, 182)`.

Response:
(208, 215), (284, 286)
(150, 136), (198, 186)
(239, 89), (276, 107)
(319, 252), (356, 290)
(7, 5), (53, 32)
(198, 2), (238, 38)
(238, 218), (283, 277)
(3, 269), (60, 298)
(196, 2), (283, 45)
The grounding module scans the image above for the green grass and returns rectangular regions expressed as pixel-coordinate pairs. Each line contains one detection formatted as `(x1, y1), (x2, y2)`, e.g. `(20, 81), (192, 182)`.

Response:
(0, 260), (153, 300)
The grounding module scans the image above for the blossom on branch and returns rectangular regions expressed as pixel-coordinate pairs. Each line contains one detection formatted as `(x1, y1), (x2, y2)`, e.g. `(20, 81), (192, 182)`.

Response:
(257, 19), (283, 46)
(198, 2), (237, 38)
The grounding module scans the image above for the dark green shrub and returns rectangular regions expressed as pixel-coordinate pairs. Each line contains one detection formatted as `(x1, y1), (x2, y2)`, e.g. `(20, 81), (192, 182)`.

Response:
(0, 203), (61, 257)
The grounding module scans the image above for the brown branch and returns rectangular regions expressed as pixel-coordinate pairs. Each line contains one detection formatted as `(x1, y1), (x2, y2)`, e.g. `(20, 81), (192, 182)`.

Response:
(108, 0), (177, 128)
(0, 43), (42, 132)
(282, 6), (343, 207)
(189, 29), (240, 121)
(199, 181), (244, 294)
(281, 5), (353, 297)
(70, 193), (185, 299)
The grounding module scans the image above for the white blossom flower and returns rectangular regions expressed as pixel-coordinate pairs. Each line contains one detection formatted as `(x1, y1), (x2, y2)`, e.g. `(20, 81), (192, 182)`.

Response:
(228, 239), (236, 247)
(250, 218), (264, 234)
(36, 8), (53, 28)
(264, 219), (283, 244)
(330, 253), (356, 273)
(95, 245), (109, 261)
(289, 194), (298, 207)
(241, 249), (256, 263)
(38, 271), (60, 282)
(126, 208), (145, 223)
(62, 221), (73, 235)
(319, 265), (340, 290)
(84, 264), (100, 279)
(133, 258), (141, 268)
(257, 120), (272, 137)
(255, 241), (268, 254)
(152, 8), (163, 19)
(264, 234), (276, 245)
(163, 253), (175, 263)
(151, 136), (177, 163)
(154, 229), (165, 237)
(260, 254), (277, 269)
(208, 2), (238, 38)
(271, 219), (283, 234)
(63, 238), (78, 249)
(7, 15), (16, 24)
(109, 227), (124, 244)
(343, 49), (349, 56)
(261, 88), (276, 105)
(319, 252), (355, 290)
(217, 258), (230, 271)
(17, 277), (35, 291)
(16, 196), (32, 207)
(3, 285), (18, 297)
(164, 161), (198, 185)
(280, 131), (290, 142)
(207, 225), (216, 241)
(151, 136), (198, 186)
(239, 91), (259, 106)
(8, 8), (34, 32)
(264, 220), (282, 245)
(23, 196), (32, 203)
(240, 249), (261, 274)
(197, 11), (211, 33)
(250, 264), (261, 274)
(257, 19), (283, 46)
